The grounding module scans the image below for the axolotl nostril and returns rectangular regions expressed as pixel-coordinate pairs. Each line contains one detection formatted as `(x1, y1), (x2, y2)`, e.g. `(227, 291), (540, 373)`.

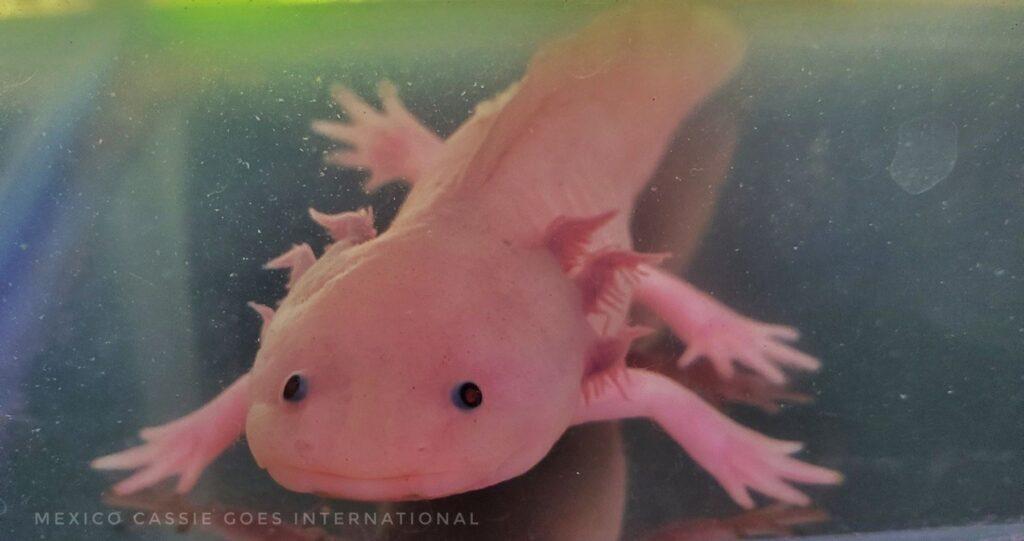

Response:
(93, 4), (841, 508)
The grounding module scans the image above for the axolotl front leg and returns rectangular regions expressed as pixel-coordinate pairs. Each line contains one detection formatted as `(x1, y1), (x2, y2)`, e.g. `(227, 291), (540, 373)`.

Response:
(92, 207), (373, 496)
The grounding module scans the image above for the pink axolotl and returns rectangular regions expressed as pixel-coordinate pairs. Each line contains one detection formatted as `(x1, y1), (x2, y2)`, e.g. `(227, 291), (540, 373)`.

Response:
(93, 4), (840, 508)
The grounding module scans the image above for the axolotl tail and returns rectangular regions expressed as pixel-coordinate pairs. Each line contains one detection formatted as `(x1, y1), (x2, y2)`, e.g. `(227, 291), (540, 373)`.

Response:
(396, 3), (746, 250)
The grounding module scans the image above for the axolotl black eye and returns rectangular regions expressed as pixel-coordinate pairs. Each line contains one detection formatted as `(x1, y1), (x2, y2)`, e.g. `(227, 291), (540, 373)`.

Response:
(282, 373), (307, 402)
(452, 381), (483, 410)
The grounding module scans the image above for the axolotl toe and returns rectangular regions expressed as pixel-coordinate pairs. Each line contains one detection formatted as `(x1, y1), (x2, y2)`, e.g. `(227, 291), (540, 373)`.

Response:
(93, 4), (841, 508)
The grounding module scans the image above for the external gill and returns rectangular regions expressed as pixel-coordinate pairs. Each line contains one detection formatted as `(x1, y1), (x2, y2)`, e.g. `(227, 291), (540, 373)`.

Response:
(264, 243), (316, 290)
(543, 210), (669, 315)
(582, 325), (654, 402)
(252, 206), (377, 333)
(308, 206), (377, 247)
(247, 302), (275, 341)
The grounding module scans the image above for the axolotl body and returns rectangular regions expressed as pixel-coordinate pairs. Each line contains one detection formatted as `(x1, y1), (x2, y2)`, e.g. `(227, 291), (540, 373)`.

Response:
(94, 5), (840, 508)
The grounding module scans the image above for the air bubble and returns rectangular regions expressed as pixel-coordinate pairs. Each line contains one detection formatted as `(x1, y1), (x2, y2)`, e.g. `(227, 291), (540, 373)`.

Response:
(888, 114), (958, 194)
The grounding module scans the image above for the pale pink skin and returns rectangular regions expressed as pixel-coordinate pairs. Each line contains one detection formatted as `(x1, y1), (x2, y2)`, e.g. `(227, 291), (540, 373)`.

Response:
(93, 5), (841, 508)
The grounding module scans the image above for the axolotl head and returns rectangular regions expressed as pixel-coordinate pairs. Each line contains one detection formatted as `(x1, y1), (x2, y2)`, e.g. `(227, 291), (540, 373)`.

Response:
(244, 234), (593, 501)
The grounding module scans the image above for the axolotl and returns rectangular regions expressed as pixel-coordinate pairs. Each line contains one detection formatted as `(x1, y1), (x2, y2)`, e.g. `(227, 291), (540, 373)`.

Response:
(93, 4), (841, 508)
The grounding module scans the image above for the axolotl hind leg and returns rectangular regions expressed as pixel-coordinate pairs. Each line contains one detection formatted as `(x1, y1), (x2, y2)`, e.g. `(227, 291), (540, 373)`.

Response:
(573, 369), (841, 509)
(312, 81), (443, 192)
(91, 374), (250, 495)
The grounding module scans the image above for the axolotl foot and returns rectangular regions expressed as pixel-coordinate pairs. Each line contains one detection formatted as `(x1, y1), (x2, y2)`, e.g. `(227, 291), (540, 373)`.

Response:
(574, 369), (841, 509)
(311, 81), (443, 192)
(634, 266), (820, 384)
(91, 375), (250, 495)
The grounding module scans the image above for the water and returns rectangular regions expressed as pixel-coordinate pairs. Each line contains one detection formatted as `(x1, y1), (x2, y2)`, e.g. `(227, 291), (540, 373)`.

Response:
(1, 2), (1022, 540)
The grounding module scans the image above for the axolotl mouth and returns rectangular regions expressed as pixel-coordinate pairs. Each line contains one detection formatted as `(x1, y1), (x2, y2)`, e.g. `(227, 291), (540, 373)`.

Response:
(265, 439), (539, 501)
(266, 465), (491, 501)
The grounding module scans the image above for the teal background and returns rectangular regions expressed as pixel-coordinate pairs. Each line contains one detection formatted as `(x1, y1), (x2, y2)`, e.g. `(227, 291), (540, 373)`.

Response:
(0, 2), (1021, 539)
